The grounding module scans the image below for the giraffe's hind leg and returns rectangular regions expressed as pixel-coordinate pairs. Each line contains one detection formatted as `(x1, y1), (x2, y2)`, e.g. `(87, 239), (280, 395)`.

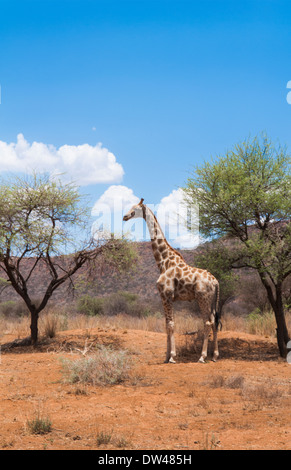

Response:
(197, 286), (220, 363)
(196, 293), (214, 363)
(198, 319), (212, 363)
(212, 321), (219, 362)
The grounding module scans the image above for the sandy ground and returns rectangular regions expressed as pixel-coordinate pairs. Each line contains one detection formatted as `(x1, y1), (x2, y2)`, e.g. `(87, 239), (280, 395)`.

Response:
(0, 327), (290, 450)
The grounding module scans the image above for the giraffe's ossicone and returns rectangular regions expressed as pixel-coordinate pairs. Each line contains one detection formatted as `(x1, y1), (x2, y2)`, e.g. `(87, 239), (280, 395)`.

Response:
(123, 199), (220, 364)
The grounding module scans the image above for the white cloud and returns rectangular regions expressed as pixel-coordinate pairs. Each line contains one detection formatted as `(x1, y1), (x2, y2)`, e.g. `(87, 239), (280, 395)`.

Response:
(91, 185), (141, 240)
(91, 185), (139, 214)
(91, 185), (199, 248)
(0, 133), (124, 185)
(157, 188), (199, 248)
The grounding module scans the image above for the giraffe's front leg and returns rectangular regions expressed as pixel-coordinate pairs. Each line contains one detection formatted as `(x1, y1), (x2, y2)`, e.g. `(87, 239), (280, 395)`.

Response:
(163, 298), (176, 363)
(166, 319), (176, 363)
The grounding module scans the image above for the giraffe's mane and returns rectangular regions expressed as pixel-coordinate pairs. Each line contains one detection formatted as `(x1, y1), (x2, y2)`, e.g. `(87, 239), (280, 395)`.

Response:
(150, 211), (185, 261)
(165, 240), (185, 261)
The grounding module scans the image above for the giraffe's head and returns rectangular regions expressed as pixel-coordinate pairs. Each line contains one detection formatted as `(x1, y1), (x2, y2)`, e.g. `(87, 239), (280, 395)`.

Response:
(123, 198), (145, 221)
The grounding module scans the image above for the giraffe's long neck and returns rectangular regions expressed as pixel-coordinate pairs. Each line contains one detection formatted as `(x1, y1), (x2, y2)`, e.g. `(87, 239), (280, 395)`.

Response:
(143, 206), (182, 273)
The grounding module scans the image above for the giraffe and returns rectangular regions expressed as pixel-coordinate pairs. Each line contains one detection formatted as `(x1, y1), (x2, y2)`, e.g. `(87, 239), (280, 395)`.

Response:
(123, 198), (220, 364)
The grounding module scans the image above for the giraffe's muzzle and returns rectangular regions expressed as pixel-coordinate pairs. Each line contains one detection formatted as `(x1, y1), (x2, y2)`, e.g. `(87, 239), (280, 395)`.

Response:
(123, 211), (135, 221)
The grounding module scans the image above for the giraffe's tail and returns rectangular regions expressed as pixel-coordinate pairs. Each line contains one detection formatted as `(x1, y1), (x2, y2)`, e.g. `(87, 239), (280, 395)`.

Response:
(214, 283), (222, 331)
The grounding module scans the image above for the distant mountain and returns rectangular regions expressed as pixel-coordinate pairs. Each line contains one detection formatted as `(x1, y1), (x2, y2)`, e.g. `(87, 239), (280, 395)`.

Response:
(0, 241), (271, 317)
(0, 242), (195, 306)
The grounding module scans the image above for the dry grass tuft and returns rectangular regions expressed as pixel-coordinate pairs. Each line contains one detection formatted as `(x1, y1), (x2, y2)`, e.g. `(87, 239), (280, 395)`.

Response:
(61, 345), (133, 386)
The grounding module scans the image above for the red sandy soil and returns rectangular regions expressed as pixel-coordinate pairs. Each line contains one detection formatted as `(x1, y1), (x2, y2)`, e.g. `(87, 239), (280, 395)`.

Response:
(0, 327), (290, 450)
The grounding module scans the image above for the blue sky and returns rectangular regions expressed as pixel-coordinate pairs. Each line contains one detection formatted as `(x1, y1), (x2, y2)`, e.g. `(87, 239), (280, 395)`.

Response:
(1, 0), (291, 246)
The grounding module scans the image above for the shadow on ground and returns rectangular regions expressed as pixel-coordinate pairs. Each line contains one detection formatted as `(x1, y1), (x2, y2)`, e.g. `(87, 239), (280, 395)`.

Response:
(177, 335), (279, 362)
(0, 333), (123, 355)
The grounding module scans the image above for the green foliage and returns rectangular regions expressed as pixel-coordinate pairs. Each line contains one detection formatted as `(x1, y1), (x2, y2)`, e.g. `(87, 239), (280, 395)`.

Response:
(77, 291), (151, 318)
(27, 411), (52, 435)
(0, 172), (89, 257)
(194, 241), (239, 307)
(183, 133), (291, 355)
(102, 238), (138, 274)
(183, 134), (291, 283)
(184, 134), (291, 241)
(103, 291), (151, 317)
(77, 295), (105, 316)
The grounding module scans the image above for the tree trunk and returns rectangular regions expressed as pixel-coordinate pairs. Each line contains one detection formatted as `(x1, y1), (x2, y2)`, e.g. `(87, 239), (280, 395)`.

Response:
(273, 286), (290, 358)
(259, 274), (290, 358)
(30, 307), (39, 346)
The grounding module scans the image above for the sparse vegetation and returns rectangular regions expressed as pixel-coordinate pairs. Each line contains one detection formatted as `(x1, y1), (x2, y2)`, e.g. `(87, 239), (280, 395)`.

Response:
(0, 300), (28, 318)
(61, 345), (132, 386)
(246, 309), (276, 336)
(77, 295), (105, 316)
(76, 291), (153, 318)
(96, 429), (113, 446)
(41, 311), (59, 338)
(241, 381), (282, 404)
(1, 304), (290, 342)
(0, 319), (290, 450)
(201, 432), (221, 450)
(27, 409), (52, 435)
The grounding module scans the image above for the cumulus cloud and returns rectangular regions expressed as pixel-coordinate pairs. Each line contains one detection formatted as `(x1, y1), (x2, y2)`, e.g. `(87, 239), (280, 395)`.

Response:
(91, 185), (140, 214)
(91, 185), (199, 248)
(157, 188), (199, 248)
(0, 133), (124, 185)
(91, 185), (142, 239)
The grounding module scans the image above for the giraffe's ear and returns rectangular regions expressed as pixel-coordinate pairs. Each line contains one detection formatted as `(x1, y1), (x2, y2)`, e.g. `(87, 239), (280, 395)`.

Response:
(139, 198), (144, 206)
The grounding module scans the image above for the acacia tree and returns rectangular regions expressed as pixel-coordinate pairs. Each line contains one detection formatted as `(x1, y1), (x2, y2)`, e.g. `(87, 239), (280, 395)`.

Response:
(0, 174), (135, 345)
(183, 135), (291, 357)
(193, 240), (239, 312)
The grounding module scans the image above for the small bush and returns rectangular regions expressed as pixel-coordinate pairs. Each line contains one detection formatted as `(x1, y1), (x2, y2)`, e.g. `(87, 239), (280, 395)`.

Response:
(207, 374), (225, 388)
(76, 292), (152, 318)
(225, 375), (245, 389)
(0, 300), (28, 318)
(103, 291), (152, 318)
(206, 374), (245, 390)
(77, 295), (105, 316)
(103, 292), (129, 316)
(241, 382), (281, 403)
(27, 411), (52, 435)
(96, 429), (113, 446)
(61, 346), (132, 386)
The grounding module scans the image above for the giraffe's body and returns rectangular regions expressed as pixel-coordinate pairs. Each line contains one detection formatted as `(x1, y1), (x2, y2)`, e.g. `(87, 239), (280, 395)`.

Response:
(123, 199), (220, 363)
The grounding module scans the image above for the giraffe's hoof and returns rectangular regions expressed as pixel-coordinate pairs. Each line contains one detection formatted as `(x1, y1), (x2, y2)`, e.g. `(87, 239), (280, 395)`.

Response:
(198, 357), (206, 363)
(165, 357), (176, 364)
(212, 352), (219, 362)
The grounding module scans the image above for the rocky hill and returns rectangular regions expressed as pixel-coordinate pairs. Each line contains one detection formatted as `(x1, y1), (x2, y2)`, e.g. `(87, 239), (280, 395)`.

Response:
(0, 241), (271, 317)
(0, 242), (195, 307)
